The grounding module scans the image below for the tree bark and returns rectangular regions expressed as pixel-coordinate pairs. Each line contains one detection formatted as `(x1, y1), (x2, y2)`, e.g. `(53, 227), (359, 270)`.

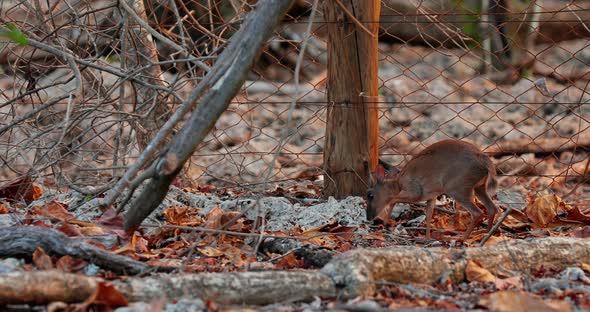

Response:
(322, 237), (590, 298)
(1, 237), (589, 305)
(115, 270), (335, 305)
(0, 226), (169, 275)
(322, 0), (380, 198)
(0, 271), (98, 305)
(0, 270), (335, 305)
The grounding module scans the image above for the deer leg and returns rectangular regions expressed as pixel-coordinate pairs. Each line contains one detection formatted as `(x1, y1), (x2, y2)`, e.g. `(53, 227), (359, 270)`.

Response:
(474, 185), (498, 231)
(451, 190), (483, 241)
(425, 199), (436, 239)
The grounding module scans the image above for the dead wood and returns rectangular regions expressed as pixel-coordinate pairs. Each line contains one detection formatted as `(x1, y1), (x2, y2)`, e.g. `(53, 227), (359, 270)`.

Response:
(114, 270), (335, 305)
(260, 237), (336, 268)
(321, 237), (590, 298)
(0, 270), (335, 305)
(0, 270), (97, 305)
(0, 226), (170, 275)
(124, 0), (294, 231)
(2, 237), (589, 305)
(486, 136), (590, 157)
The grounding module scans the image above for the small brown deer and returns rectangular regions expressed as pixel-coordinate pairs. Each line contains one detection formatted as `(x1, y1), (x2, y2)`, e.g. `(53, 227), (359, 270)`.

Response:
(367, 139), (498, 240)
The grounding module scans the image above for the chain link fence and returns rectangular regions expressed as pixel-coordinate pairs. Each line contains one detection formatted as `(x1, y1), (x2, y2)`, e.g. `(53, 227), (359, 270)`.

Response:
(1, 0), (589, 204)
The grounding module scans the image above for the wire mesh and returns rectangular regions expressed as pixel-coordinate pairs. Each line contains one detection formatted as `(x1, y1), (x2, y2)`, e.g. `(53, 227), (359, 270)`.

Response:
(0, 0), (589, 205)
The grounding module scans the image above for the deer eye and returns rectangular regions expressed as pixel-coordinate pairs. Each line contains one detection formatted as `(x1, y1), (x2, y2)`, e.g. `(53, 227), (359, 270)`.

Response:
(367, 190), (374, 200)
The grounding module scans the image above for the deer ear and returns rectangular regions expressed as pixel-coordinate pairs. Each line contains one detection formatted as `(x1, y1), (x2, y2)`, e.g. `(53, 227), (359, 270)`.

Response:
(375, 164), (386, 182)
(378, 159), (400, 178)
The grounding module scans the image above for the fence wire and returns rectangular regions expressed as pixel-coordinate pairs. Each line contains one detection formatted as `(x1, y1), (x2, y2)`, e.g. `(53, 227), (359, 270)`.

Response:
(0, 0), (589, 205)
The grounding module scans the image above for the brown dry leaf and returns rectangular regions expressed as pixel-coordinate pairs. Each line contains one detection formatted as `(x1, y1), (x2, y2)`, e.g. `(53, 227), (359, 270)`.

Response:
(362, 232), (386, 241)
(300, 229), (337, 247)
(196, 184), (216, 193)
(432, 209), (470, 232)
(466, 260), (495, 283)
(0, 175), (42, 203)
(198, 246), (225, 257)
(525, 194), (565, 228)
(57, 223), (83, 237)
(563, 206), (590, 224)
(95, 207), (127, 239)
(81, 281), (128, 308)
(480, 290), (571, 312)
(465, 230), (488, 244)
(500, 215), (530, 230)
(336, 241), (354, 252)
(56, 255), (87, 272)
(32, 247), (54, 270)
(0, 205), (9, 214)
(28, 201), (73, 221)
(220, 244), (253, 267)
(203, 206), (225, 229)
(163, 206), (203, 226)
(275, 253), (304, 269)
(67, 219), (98, 227)
(78, 225), (107, 237)
(581, 263), (590, 274)
(303, 220), (335, 233)
(202, 207), (242, 232)
(131, 234), (149, 253)
(329, 225), (357, 240)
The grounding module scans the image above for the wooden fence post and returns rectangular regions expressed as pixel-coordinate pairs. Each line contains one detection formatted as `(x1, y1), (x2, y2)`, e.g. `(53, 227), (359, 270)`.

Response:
(323, 0), (380, 198)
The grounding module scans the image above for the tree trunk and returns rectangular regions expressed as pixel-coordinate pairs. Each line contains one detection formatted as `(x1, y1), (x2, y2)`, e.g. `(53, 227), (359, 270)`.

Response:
(322, 0), (380, 198)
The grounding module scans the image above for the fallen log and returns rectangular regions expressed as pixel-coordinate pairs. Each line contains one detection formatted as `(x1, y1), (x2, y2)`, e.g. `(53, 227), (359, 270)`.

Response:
(321, 237), (590, 298)
(0, 226), (170, 275)
(1, 237), (588, 305)
(0, 270), (335, 305)
(114, 270), (335, 305)
(486, 136), (590, 157)
(0, 271), (97, 305)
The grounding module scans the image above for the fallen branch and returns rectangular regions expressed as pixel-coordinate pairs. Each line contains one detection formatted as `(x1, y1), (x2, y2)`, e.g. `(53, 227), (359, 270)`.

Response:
(486, 136), (590, 156)
(0, 271), (97, 305)
(0, 270), (335, 305)
(1, 237), (589, 305)
(0, 226), (170, 275)
(321, 237), (590, 298)
(115, 270), (334, 304)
